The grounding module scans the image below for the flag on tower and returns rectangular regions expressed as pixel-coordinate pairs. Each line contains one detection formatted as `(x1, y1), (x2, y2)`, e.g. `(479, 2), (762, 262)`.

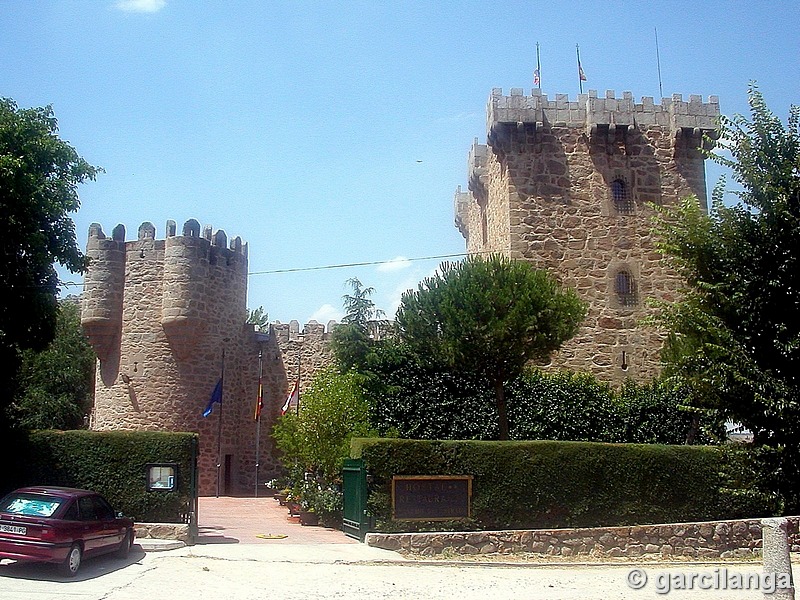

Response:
(281, 380), (299, 415)
(533, 68), (540, 87)
(203, 378), (223, 418)
(254, 377), (263, 421)
(577, 44), (587, 82)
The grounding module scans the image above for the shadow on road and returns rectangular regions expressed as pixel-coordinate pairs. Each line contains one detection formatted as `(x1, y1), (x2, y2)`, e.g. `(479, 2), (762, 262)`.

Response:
(0, 545), (147, 582)
(195, 525), (240, 544)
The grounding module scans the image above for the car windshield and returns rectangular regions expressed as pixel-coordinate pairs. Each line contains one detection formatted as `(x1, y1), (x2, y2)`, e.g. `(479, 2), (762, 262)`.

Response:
(0, 493), (64, 518)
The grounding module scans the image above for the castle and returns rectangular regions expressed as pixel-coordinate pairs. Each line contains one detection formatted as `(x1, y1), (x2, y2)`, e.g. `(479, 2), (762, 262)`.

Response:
(455, 88), (718, 382)
(80, 88), (718, 494)
(80, 219), (333, 496)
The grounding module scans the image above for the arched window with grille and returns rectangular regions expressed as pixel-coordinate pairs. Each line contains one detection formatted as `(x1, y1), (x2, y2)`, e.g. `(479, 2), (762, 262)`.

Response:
(615, 269), (638, 307)
(611, 178), (634, 214)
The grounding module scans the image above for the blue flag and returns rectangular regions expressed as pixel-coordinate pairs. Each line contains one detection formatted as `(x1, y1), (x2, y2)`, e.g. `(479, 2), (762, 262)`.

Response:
(203, 378), (223, 417)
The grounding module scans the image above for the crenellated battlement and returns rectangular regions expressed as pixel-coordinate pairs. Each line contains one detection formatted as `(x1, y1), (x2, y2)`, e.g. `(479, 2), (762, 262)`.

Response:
(88, 219), (248, 261)
(272, 320), (339, 343)
(456, 88), (719, 385)
(487, 88), (719, 135)
(82, 219), (250, 361)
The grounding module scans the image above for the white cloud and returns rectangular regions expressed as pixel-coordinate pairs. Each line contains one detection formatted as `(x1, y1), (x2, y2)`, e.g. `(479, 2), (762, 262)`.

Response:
(383, 267), (438, 318)
(436, 111), (480, 124)
(376, 256), (412, 273)
(114, 0), (166, 13)
(309, 303), (343, 324)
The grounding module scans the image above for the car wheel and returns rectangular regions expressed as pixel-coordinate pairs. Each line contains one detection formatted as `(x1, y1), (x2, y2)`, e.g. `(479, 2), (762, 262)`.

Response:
(60, 543), (82, 577)
(115, 530), (132, 558)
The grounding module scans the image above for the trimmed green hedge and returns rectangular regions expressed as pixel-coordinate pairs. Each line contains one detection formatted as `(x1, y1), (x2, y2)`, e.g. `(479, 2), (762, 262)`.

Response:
(11, 430), (197, 523)
(352, 438), (772, 531)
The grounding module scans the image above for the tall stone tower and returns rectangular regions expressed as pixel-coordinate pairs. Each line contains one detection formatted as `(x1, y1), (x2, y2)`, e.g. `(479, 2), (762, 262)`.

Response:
(80, 219), (285, 496)
(455, 89), (718, 383)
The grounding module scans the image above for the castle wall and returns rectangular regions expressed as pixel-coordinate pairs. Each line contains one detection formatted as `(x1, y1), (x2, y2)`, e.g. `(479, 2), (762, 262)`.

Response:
(455, 89), (718, 383)
(81, 220), (333, 496)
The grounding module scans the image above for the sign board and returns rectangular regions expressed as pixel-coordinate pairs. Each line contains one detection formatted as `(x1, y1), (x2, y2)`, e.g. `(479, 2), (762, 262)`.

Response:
(146, 463), (178, 492)
(392, 475), (473, 521)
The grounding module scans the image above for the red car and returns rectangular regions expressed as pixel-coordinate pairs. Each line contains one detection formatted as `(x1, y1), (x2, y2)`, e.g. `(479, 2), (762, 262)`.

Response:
(0, 486), (135, 576)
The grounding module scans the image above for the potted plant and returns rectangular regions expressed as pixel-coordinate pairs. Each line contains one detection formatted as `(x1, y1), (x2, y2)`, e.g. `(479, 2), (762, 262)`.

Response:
(286, 494), (302, 516)
(314, 486), (343, 528)
(276, 488), (292, 505)
(299, 507), (319, 526)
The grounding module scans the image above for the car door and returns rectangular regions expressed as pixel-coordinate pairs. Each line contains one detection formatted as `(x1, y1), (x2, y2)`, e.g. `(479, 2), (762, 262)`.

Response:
(90, 495), (124, 553)
(77, 495), (104, 554)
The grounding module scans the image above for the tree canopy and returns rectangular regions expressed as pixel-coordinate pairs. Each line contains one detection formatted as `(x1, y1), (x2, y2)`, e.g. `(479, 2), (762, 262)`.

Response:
(272, 366), (374, 481)
(10, 298), (96, 430)
(0, 98), (98, 427)
(330, 277), (389, 372)
(396, 255), (586, 439)
(653, 86), (800, 447)
(652, 86), (800, 510)
(246, 306), (269, 332)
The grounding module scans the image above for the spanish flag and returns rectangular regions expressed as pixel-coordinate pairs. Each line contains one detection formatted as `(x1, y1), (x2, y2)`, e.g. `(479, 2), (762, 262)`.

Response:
(254, 378), (263, 421)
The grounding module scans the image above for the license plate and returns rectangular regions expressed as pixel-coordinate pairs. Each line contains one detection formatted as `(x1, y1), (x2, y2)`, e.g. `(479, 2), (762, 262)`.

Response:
(0, 524), (27, 535)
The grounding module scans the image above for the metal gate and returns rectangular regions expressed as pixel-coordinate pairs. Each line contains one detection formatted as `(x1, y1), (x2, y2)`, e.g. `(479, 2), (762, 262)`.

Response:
(342, 458), (370, 541)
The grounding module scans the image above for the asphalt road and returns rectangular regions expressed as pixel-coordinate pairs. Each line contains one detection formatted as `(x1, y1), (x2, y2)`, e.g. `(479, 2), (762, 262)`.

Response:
(1, 543), (794, 600)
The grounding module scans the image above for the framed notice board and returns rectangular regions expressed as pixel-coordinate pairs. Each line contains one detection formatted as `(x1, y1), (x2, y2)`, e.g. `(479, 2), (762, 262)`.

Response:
(392, 475), (473, 521)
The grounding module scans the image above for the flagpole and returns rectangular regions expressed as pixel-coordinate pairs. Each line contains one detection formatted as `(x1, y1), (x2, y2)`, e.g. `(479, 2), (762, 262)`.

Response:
(254, 348), (263, 498)
(535, 42), (541, 89)
(216, 348), (225, 498)
(296, 338), (302, 416)
(576, 44), (583, 94)
(654, 27), (664, 99)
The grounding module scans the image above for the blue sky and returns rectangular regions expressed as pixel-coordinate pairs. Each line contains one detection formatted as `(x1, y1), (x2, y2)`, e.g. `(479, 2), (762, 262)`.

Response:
(2, 1), (798, 324)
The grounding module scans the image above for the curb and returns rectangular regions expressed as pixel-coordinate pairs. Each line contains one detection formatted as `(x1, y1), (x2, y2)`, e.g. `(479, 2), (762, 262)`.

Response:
(137, 539), (187, 552)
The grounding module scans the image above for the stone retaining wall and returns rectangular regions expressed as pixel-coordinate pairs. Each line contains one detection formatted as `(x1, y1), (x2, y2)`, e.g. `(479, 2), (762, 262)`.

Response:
(134, 523), (192, 544)
(366, 517), (800, 559)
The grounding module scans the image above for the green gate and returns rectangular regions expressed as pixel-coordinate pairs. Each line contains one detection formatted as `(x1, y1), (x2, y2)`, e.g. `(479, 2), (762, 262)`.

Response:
(342, 458), (370, 541)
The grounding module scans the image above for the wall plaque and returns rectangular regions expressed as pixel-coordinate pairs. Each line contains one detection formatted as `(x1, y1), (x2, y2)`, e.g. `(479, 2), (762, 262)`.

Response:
(392, 475), (473, 521)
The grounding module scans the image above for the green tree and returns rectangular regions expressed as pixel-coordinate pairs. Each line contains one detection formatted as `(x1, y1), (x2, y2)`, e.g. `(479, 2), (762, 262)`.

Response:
(367, 339), (498, 439)
(246, 306), (269, 332)
(0, 98), (99, 427)
(396, 255), (586, 440)
(10, 298), (96, 430)
(652, 86), (800, 509)
(273, 366), (375, 481)
(330, 277), (390, 372)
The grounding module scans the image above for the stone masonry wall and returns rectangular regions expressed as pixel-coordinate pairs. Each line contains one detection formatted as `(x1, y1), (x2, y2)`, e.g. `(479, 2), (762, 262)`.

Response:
(455, 89), (718, 384)
(367, 516), (800, 559)
(81, 219), (334, 496)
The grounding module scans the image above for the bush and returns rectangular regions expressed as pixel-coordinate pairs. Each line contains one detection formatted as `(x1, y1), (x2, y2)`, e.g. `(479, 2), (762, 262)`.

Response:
(368, 362), (718, 445)
(352, 438), (773, 532)
(14, 430), (197, 523)
(274, 367), (376, 482)
(507, 370), (616, 441)
(368, 351), (498, 440)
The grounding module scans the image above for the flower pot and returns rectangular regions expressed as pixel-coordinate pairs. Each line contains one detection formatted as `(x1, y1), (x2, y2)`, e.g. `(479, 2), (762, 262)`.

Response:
(299, 511), (319, 526)
(287, 502), (302, 516)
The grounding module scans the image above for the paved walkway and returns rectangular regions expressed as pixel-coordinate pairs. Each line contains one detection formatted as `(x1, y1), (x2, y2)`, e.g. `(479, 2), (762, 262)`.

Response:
(196, 495), (358, 545)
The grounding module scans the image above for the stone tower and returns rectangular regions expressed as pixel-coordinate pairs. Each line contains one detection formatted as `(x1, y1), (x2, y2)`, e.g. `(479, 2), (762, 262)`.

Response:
(455, 89), (718, 383)
(80, 219), (299, 496)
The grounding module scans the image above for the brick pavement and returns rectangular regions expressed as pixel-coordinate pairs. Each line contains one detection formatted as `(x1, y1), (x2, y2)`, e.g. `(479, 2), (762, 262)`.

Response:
(196, 495), (357, 545)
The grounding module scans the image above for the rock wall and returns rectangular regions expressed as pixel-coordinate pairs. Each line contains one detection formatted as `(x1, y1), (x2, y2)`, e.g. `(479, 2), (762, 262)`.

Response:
(81, 219), (334, 496)
(455, 89), (718, 384)
(366, 517), (800, 559)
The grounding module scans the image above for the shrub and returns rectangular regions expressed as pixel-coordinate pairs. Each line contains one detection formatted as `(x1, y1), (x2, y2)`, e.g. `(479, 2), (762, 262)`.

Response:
(274, 367), (376, 482)
(15, 430), (197, 522)
(352, 438), (773, 532)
